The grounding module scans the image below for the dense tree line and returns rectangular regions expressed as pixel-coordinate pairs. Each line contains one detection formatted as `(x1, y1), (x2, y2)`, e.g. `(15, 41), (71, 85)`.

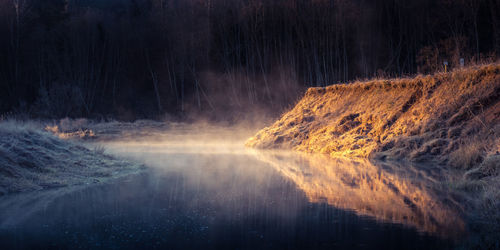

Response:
(0, 0), (498, 120)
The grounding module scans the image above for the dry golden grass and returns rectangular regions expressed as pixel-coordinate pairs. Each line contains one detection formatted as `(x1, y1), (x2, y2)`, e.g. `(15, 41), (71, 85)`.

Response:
(247, 64), (500, 168)
(45, 125), (96, 139)
(449, 138), (488, 170)
(247, 64), (500, 247)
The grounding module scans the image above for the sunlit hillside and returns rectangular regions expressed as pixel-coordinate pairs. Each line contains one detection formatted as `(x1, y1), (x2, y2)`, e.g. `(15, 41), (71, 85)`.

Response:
(247, 64), (500, 170)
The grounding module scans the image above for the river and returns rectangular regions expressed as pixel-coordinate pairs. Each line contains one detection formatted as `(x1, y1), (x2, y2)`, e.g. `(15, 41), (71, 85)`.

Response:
(0, 125), (465, 249)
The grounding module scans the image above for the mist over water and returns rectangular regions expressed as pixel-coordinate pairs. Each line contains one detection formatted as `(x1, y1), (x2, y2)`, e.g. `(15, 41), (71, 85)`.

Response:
(0, 124), (464, 249)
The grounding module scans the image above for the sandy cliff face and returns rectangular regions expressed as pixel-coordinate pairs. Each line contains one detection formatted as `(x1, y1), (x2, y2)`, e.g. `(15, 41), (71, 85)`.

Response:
(247, 64), (500, 167)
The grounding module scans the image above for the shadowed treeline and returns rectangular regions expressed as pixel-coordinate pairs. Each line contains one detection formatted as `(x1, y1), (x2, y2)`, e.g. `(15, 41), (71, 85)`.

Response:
(0, 0), (498, 120)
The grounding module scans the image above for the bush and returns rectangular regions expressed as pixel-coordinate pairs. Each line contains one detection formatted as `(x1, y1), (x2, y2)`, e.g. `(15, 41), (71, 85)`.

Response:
(449, 139), (487, 170)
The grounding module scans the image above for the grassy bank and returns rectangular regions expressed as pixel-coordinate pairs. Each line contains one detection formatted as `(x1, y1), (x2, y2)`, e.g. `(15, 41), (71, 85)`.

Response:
(247, 64), (500, 248)
(247, 64), (499, 168)
(0, 121), (143, 195)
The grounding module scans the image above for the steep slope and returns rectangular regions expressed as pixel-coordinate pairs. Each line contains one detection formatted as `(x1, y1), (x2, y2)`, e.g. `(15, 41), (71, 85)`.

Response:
(247, 64), (500, 168)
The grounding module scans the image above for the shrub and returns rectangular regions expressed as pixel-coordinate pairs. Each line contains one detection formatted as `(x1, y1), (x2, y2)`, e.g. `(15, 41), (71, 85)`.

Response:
(449, 139), (486, 170)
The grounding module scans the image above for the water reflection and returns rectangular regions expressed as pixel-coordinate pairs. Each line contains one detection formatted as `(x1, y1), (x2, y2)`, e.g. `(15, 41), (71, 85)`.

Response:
(0, 131), (465, 249)
(103, 137), (465, 239)
(253, 151), (465, 238)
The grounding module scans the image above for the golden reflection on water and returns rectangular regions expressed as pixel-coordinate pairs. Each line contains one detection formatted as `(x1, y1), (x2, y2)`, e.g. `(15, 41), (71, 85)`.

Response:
(251, 150), (465, 239)
(96, 125), (466, 239)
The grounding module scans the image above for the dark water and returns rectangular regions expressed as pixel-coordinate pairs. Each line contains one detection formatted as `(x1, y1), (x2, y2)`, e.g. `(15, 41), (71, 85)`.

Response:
(0, 137), (465, 249)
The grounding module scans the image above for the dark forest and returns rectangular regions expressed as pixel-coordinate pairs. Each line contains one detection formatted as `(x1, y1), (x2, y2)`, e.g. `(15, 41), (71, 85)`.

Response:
(1, 2), (500, 249)
(1, 0), (499, 121)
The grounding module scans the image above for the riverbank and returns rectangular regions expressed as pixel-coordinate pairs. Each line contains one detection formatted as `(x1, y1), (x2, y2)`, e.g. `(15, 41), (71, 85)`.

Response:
(246, 64), (499, 168)
(246, 64), (500, 248)
(0, 121), (144, 195)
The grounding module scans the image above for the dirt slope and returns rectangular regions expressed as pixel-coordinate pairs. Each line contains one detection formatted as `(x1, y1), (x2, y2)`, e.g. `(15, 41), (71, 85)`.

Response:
(247, 64), (500, 168)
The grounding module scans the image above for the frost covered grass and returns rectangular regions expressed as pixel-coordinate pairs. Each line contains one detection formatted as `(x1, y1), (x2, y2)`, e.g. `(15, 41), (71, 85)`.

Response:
(0, 120), (143, 195)
(43, 118), (173, 141)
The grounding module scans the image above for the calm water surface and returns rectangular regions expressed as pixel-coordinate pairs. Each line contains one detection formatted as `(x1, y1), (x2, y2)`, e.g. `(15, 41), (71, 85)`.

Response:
(0, 127), (465, 249)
